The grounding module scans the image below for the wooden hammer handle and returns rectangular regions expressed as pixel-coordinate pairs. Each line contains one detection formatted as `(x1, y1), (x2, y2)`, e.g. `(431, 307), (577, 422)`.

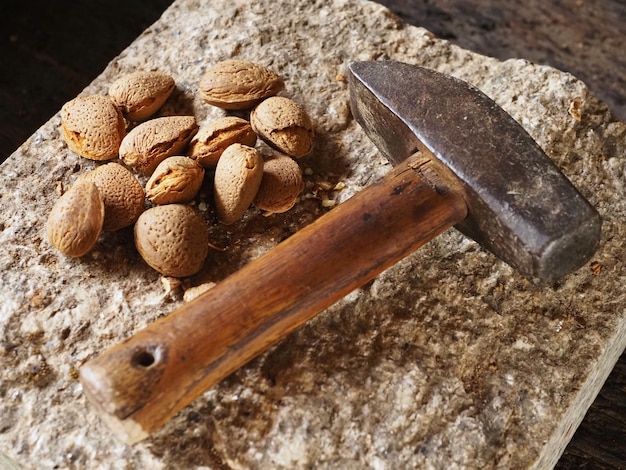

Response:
(79, 154), (467, 443)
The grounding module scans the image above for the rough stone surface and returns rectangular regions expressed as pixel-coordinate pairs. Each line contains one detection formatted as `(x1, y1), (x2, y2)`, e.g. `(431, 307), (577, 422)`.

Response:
(0, 0), (624, 469)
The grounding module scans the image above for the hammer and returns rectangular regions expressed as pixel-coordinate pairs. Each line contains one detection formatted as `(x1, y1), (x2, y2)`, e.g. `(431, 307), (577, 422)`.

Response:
(79, 61), (601, 444)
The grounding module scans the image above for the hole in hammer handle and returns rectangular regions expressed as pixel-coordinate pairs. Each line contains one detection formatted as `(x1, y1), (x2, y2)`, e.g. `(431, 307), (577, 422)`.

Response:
(132, 346), (162, 369)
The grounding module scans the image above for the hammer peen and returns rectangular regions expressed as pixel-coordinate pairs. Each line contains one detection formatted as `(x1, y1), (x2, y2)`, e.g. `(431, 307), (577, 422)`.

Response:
(79, 61), (601, 444)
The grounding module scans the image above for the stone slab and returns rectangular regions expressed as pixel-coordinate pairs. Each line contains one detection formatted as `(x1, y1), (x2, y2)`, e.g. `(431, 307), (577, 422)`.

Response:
(1, 0), (625, 468)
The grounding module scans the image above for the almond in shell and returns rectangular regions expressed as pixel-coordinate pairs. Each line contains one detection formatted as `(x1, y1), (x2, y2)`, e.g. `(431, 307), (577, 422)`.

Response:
(78, 162), (145, 231)
(46, 181), (105, 257)
(199, 60), (284, 110)
(119, 115), (198, 175)
(214, 144), (264, 224)
(250, 96), (314, 158)
(188, 116), (257, 168)
(60, 95), (125, 161)
(146, 156), (205, 205)
(134, 204), (209, 277)
(109, 71), (175, 122)
(254, 154), (304, 214)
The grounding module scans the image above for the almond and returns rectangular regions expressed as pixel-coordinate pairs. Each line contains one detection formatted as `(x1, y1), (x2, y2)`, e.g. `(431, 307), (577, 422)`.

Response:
(119, 115), (198, 175)
(60, 95), (125, 161)
(46, 181), (105, 257)
(188, 116), (257, 168)
(134, 204), (209, 277)
(199, 60), (284, 110)
(78, 162), (145, 231)
(109, 71), (175, 122)
(250, 96), (314, 158)
(254, 154), (304, 214)
(146, 156), (205, 205)
(214, 144), (264, 224)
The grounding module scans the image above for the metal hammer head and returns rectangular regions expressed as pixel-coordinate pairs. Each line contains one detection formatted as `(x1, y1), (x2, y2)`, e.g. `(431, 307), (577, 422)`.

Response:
(348, 60), (601, 283)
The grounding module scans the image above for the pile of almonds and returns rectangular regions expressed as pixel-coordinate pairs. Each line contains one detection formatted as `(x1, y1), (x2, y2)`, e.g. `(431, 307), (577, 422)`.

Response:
(47, 60), (314, 278)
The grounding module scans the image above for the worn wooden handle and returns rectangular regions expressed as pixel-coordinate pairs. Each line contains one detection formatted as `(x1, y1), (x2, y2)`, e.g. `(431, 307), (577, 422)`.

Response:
(79, 154), (467, 443)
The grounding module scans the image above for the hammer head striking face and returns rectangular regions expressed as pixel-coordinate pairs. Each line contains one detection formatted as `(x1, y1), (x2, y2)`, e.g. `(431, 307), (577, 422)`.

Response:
(348, 61), (601, 283)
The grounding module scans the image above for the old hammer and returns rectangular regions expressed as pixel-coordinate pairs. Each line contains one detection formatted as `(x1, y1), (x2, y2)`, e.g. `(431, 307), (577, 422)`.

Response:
(79, 61), (601, 443)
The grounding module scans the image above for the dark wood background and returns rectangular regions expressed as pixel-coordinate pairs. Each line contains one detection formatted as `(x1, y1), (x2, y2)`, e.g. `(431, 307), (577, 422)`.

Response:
(0, 1), (624, 468)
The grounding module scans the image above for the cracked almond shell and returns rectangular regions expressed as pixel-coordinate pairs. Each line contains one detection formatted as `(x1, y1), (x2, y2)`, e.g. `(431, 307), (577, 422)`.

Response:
(60, 95), (126, 161)
(146, 156), (205, 205)
(119, 115), (198, 175)
(199, 60), (284, 110)
(188, 116), (257, 168)
(109, 70), (175, 122)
